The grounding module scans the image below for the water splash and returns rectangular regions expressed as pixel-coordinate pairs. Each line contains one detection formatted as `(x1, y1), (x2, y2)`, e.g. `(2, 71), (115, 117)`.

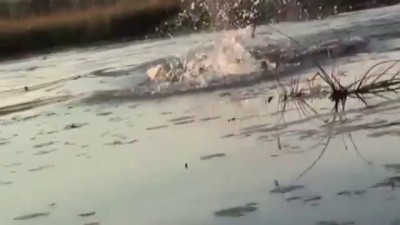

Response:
(147, 25), (261, 84)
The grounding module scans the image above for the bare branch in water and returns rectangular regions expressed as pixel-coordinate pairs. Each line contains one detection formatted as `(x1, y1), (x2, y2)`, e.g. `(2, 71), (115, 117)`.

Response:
(266, 26), (397, 180)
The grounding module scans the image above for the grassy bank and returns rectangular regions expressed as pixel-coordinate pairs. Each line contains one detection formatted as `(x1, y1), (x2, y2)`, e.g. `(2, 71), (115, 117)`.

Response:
(0, 0), (181, 59)
(0, 0), (399, 59)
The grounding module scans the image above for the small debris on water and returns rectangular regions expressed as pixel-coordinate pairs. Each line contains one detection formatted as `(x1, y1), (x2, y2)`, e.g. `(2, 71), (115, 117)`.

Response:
(64, 123), (87, 130)
(286, 196), (301, 202)
(78, 211), (96, 217)
(200, 153), (226, 160)
(303, 196), (322, 203)
(228, 118), (237, 122)
(14, 212), (50, 220)
(337, 190), (367, 196)
(185, 163), (188, 169)
(270, 184), (304, 194)
(214, 204), (257, 217)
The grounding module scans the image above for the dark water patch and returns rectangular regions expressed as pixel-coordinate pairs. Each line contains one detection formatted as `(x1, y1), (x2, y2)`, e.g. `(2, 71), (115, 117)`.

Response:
(109, 117), (128, 122)
(384, 164), (400, 173)
(237, 95), (258, 101)
(26, 66), (38, 71)
(228, 117), (237, 122)
(14, 212), (50, 220)
(65, 141), (76, 146)
(200, 153), (226, 160)
(34, 149), (57, 156)
(214, 204), (257, 217)
(303, 196), (322, 203)
(28, 165), (54, 172)
(169, 116), (195, 123)
(128, 105), (138, 109)
(298, 129), (319, 140)
(45, 112), (57, 117)
(4, 162), (22, 168)
(290, 145), (301, 150)
(76, 153), (91, 159)
(96, 111), (113, 116)
(371, 176), (400, 189)
(34, 141), (55, 148)
(240, 124), (270, 133)
(270, 185), (304, 194)
(105, 140), (138, 146)
(146, 125), (169, 131)
(126, 122), (135, 127)
(0, 181), (12, 186)
(20, 114), (41, 122)
(64, 123), (88, 130)
(100, 131), (110, 137)
(316, 221), (356, 225)
(218, 92), (231, 97)
(174, 120), (195, 126)
(220, 133), (235, 139)
(367, 129), (400, 138)
(256, 135), (270, 141)
(199, 116), (221, 122)
(337, 190), (367, 196)
(286, 196), (301, 202)
(0, 140), (10, 146)
(78, 211), (96, 217)
(0, 96), (71, 117)
(160, 112), (172, 115)
(321, 119), (399, 136)
(84, 222), (100, 225)
(92, 67), (133, 77)
(112, 134), (127, 140)
(246, 202), (257, 206)
(386, 47), (400, 53)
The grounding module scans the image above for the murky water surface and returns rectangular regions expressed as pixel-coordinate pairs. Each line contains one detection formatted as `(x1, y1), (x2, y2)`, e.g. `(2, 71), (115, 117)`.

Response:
(2, 5), (400, 225)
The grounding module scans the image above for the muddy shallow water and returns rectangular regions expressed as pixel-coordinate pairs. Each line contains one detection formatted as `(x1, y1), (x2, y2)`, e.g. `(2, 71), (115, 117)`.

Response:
(1, 4), (400, 225)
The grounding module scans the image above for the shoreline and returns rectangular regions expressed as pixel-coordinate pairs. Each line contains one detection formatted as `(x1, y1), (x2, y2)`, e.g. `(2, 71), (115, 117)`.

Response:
(0, 1), (398, 61)
(0, 0), (181, 60)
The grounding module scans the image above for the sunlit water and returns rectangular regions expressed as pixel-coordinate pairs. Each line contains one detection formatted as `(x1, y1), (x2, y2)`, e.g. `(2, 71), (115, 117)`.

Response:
(1, 4), (400, 225)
